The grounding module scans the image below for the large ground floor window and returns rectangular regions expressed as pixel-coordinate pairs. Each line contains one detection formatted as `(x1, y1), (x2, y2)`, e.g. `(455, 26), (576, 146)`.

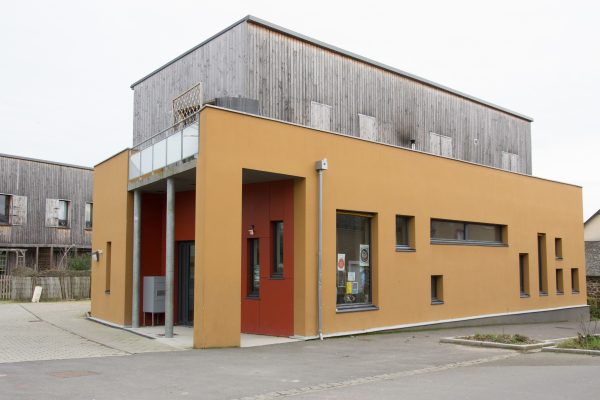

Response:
(336, 212), (372, 307)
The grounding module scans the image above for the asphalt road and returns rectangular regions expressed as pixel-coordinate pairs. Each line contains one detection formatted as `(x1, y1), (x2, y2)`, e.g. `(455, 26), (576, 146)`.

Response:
(1, 302), (599, 399)
(1, 323), (599, 399)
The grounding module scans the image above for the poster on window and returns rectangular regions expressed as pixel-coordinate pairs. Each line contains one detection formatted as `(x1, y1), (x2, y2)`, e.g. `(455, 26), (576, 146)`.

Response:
(337, 253), (346, 271)
(359, 244), (370, 267)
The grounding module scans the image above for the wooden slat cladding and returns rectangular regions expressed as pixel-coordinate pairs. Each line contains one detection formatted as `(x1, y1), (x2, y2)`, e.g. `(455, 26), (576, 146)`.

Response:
(0, 155), (92, 247)
(131, 21), (532, 173)
(132, 23), (248, 145)
(246, 24), (531, 174)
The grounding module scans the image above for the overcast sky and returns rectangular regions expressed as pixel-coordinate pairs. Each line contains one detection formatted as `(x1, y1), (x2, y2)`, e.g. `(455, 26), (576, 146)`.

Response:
(1, 0), (598, 220)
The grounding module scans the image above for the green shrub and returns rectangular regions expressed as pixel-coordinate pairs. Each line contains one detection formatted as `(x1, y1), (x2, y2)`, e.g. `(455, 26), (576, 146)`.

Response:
(68, 255), (91, 271)
(588, 297), (600, 321)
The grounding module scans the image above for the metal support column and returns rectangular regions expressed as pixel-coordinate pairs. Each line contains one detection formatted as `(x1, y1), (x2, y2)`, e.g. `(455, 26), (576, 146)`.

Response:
(315, 159), (328, 341)
(132, 190), (142, 328)
(165, 178), (175, 338)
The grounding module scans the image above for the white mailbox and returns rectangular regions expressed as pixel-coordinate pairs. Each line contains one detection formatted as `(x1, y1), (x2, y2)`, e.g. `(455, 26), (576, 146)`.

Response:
(143, 276), (166, 313)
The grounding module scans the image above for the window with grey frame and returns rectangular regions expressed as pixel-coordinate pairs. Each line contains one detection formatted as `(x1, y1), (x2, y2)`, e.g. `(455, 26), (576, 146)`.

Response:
(336, 212), (373, 308)
(430, 219), (504, 245)
(396, 215), (414, 251)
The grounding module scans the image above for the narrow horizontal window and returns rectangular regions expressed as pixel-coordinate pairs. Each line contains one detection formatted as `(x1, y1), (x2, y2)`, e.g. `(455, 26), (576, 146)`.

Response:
(430, 219), (504, 245)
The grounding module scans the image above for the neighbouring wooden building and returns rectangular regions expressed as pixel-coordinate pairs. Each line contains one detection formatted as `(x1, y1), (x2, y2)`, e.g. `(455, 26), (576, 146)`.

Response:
(0, 153), (93, 273)
(91, 16), (586, 348)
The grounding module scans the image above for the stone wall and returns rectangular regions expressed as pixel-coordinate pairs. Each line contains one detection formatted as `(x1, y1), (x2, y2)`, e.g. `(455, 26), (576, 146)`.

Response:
(587, 276), (600, 303)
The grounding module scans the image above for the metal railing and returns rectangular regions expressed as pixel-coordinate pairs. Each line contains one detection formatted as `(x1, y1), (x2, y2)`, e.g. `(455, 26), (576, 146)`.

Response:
(129, 112), (199, 180)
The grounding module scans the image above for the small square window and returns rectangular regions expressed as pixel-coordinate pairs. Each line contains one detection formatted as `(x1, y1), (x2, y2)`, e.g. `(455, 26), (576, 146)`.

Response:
(431, 275), (444, 304)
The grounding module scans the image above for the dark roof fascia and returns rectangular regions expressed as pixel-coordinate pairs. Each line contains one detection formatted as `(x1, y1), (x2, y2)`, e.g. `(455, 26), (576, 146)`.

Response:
(585, 209), (600, 225)
(0, 153), (93, 171)
(130, 15), (534, 123)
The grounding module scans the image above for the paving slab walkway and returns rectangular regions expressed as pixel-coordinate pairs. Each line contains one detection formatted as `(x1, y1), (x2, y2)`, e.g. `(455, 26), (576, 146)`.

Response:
(0, 301), (178, 364)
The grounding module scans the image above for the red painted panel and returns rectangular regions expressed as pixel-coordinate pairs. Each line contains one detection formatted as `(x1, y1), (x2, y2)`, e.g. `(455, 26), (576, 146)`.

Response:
(139, 191), (196, 325)
(241, 180), (294, 337)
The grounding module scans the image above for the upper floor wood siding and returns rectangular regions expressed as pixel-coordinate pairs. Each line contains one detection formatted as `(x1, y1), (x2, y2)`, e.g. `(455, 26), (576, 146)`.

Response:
(0, 154), (93, 247)
(131, 17), (532, 174)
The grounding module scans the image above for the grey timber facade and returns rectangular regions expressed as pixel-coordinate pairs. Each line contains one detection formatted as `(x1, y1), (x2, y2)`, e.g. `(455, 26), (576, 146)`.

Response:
(0, 154), (93, 273)
(131, 16), (532, 174)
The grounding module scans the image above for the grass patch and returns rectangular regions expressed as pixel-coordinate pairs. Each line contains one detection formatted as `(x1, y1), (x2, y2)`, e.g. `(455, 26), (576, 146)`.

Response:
(557, 335), (600, 351)
(589, 298), (600, 321)
(464, 333), (537, 345)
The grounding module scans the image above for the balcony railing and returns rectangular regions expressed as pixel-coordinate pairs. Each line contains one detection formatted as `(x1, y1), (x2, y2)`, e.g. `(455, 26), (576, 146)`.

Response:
(129, 112), (199, 180)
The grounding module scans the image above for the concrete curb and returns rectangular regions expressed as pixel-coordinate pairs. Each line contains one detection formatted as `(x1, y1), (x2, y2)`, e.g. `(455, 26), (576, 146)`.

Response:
(542, 346), (600, 356)
(440, 337), (552, 351)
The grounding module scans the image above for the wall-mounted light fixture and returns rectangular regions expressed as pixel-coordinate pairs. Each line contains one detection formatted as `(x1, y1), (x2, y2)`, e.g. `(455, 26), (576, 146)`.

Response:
(91, 250), (103, 262)
(248, 225), (255, 236)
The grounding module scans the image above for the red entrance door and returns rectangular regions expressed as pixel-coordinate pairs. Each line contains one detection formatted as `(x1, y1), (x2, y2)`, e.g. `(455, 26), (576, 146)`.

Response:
(241, 180), (294, 337)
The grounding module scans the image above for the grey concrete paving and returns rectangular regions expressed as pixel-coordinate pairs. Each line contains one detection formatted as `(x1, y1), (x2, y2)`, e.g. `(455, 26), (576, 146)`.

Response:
(0, 317), (599, 399)
(1, 301), (599, 399)
(0, 301), (178, 364)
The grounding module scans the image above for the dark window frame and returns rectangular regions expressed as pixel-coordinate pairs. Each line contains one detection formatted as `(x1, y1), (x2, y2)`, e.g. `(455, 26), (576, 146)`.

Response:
(0, 194), (11, 225)
(538, 234), (547, 295)
(248, 238), (260, 298)
(556, 268), (564, 295)
(430, 219), (505, 246)
(336, 211), (374, 311)
(271, 221), (284, 278)
(519, 253), (530, 298)
(57, 199), (70, 228)
(555, 237), (563, 260)
(105, 241), (112, 293)
(571, 268), (580, 294)
(85, 202), (93, 230)
(431, 275), (444, 304)
(395, 215), (415, 251)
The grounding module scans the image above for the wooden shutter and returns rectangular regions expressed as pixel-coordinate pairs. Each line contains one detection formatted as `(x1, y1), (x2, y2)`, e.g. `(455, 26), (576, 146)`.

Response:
(440, 135), (453, 157)
(10, 195), (27, 225)
(359, 114), (377, 141)
(429, 132), (441, 155)
(510, 153), (520, 172)
(310, 102), (332, 131)
(501, 152), (510, 170)
(45, 199), (59, 227)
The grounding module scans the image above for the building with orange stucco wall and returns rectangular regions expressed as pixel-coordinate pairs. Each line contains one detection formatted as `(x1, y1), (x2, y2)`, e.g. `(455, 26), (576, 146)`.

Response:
(90, 17), (587, 348)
